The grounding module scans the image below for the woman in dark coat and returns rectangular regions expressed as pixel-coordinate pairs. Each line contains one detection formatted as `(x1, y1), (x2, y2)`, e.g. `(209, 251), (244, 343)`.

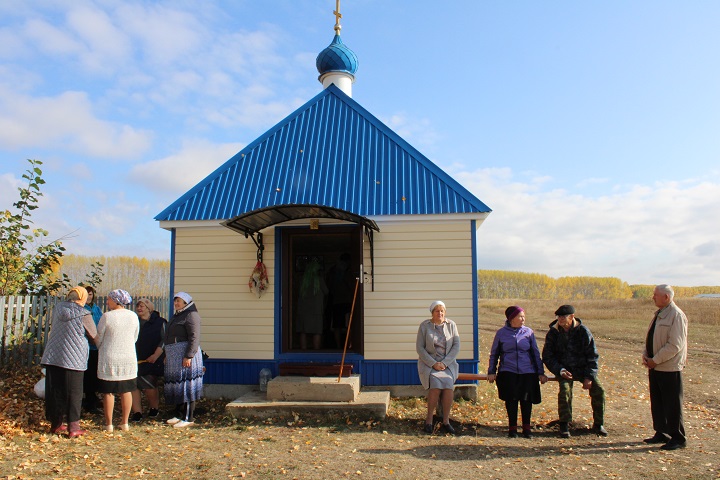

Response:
(164, 292), (204, 428)
(130, 297), (166, 422)
(82, 285), (103, 413)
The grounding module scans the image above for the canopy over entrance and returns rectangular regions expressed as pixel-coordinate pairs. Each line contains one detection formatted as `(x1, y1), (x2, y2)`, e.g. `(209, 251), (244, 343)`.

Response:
(222, 204), (379, 290)
(222, 204), (379, 237)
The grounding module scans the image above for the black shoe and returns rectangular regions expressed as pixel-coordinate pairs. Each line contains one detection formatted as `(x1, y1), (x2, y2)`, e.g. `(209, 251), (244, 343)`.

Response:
(660, 439), (686, 451)
(644, 433), (671, 444)
(423, 423), (433, 434)
(522, 429), (533, 439)
(508, 430), (518, 438)
(442, 423), (456, 435)
(559, 422), (570, 438)
(130, 412), (143, 423)
(147, 408), (159, 418)
(593, 424), (608, 436)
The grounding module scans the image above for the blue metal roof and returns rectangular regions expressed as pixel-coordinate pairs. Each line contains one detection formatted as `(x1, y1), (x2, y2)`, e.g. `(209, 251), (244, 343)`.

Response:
(155, 84), (491, 222)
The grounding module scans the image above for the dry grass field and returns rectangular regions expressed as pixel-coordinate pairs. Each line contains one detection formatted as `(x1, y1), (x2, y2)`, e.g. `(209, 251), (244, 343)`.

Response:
(1, 298), (718, 479)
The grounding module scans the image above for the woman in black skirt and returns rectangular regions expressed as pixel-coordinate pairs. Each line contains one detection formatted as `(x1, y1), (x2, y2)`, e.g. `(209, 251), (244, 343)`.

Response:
(96, 289), (140, 432)
(164, 292), (204, 428)
(487, 306), (548, 438)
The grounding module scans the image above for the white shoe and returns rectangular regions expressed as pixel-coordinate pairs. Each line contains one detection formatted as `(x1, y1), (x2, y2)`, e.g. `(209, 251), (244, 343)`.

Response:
(118, 424), (129, 431)
(103, 425), (114, 432)
(166, 417), (181, 425)
(173, 420), (194, 428)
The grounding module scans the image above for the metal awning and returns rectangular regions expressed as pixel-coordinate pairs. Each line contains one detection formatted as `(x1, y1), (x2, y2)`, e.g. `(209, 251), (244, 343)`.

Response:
(222, 204), (379, 290)
(222, 204), (379, 237)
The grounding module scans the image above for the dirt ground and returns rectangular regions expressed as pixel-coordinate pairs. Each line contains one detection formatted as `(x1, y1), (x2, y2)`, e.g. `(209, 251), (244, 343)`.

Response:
(1, 299), (719, 479)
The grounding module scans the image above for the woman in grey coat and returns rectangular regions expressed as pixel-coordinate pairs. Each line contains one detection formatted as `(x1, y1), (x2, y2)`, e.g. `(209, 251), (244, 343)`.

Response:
(416, 300), (460, 434)
(40, 286), (97, 438)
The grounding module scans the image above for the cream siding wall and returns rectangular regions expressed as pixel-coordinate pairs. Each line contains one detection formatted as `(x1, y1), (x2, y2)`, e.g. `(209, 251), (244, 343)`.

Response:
(171, 218), (477, 364)
(173, 227), (275, 360)
(362, 220), (475, 361)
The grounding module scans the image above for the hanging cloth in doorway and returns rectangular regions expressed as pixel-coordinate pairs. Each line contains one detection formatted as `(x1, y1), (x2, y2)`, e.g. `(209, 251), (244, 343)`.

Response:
(249, 261), (269, 298)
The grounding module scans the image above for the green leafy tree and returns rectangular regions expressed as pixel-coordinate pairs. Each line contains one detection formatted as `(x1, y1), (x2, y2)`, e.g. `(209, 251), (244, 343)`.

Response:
(0, 159), (68, 295)
(79, 260), (105, 289)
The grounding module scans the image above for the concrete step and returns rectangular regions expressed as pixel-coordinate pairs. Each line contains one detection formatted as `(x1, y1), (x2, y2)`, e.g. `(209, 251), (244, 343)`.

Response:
(267, 375), (361, 402)
(226, 390), (390, 420)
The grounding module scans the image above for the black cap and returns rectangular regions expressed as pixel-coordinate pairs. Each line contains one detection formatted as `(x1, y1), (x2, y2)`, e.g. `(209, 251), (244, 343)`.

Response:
(555, 305), (576, 316)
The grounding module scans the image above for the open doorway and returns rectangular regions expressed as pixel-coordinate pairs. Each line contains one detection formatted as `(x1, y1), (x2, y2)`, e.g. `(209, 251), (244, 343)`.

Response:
(280, 225), (363, 354)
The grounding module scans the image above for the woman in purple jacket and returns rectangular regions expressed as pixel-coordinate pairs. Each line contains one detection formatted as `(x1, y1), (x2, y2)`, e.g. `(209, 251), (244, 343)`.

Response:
(487, 306), (548, 438)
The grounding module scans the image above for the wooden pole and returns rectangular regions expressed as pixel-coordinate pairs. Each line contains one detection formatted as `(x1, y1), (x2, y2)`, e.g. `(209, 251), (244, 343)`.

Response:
(338, 277), (360, 383)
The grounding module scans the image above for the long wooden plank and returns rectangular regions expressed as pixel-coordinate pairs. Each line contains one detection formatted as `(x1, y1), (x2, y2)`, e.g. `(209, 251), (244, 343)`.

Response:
(457, 372), (557, 382)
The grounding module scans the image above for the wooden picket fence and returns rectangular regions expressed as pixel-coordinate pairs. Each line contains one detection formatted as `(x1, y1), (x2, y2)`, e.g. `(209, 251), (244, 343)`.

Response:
(0, 295), (170, 367)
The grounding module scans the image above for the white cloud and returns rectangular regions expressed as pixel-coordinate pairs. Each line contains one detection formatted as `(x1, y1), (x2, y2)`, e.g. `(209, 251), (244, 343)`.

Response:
(66, 7), (132, 73)
(23, 18), (84, 57)
(0, 27), (29, 59)
(115, 4), (206, 67)
(0, 172), (22, 208)
(383, 112), (440, 151)
(458, 168), (720, 286)
(130, 140), (244, 194)
(0, 87), (152, 158)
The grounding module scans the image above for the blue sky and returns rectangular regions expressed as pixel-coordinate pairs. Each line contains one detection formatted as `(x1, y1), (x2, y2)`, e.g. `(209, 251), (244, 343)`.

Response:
(1, 1), (718, 287)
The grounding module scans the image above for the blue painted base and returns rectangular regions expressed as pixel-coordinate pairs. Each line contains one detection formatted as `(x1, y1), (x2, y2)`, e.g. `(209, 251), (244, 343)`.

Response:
(204, 358), (480, 386)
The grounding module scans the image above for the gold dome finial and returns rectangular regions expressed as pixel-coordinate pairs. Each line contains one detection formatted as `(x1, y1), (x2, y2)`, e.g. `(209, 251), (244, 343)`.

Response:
(333, 0), (342, 34)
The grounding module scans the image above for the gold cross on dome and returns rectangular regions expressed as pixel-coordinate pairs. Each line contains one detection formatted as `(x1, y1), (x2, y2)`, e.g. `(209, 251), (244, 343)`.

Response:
(333, 0), (342, 34)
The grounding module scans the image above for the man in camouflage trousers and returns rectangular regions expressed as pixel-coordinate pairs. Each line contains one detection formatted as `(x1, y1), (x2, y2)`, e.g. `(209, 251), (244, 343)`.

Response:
(542, 304), (607, 438)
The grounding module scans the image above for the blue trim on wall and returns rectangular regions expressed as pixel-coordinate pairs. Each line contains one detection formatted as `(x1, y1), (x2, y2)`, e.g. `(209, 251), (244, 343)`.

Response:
(274, 230), (282, 358)
(205, 358), (480, 386)
(471, 220), (479, 362)
(204, 359), (279, 384)
(168, 228), (176, 315)
(361, 359), (480, 386)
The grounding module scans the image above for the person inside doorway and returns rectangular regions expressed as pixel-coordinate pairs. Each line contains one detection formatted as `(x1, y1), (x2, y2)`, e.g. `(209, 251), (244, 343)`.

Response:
(295, 258), (329, 350)
(327, 253), (355, 349)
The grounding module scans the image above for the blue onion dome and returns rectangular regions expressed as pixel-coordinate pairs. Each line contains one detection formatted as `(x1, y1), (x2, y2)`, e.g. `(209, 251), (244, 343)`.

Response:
(316, 34), (359, 76)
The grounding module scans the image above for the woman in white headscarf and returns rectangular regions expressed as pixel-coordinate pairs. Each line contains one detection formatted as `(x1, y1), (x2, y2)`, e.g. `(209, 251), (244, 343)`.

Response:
(96, 289), (139, 432)
(416, 300), (460, 435)
(164, 292), (204, 428)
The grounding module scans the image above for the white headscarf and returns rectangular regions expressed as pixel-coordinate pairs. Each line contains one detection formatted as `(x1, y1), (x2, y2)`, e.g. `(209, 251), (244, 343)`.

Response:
(174, 292), (192, 304)
(429, 300), (446, 313)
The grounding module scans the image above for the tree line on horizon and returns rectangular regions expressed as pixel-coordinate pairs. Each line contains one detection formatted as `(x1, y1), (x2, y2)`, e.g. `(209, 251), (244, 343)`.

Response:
(57, 261), (719, 301)
(477, 269), (720, 300)
(58, 254), (170, 297)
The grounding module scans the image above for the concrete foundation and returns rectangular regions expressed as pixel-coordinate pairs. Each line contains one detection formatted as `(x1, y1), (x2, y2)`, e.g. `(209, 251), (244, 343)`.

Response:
(217, 378), (477, 420)
(226, 390), (390, 420)
(267, 375), (360, 402)
(206, 384), (478, 401)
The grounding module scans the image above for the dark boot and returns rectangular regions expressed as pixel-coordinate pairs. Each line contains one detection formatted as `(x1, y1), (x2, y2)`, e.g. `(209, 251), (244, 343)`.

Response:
(559, 422), (570, 438)
(68, 421), (86, 438)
